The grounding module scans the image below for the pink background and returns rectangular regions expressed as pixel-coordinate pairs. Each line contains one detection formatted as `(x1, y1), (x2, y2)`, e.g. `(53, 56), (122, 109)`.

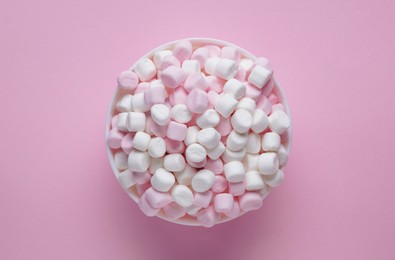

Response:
(1, 0), (394, 259)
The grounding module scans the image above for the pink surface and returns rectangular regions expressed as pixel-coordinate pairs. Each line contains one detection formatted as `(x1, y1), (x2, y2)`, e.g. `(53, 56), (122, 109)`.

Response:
(1, 0), (394, 259)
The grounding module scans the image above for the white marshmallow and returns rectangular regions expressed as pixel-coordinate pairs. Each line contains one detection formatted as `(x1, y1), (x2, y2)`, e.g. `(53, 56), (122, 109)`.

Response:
(251, 109), (269, 133)
(215, 58), (238, 80)
(191, 169), (215, 192)
(171, 185), (194, 207)
(223, 161), (245, 182)
(174, 164), (197, 186)
(215, 94), (238, 118)
(182, 60), (200, 75)
(207, 142), (225, 160)
(248, 65), (272, 89)
(240, 58), (254, 71)
(149, 157), (164, 173)
(262, 132), (281, 152)
(114, 151), (128, 170)
(164, 154), (186, 172)
(277, 145), (289, 166)
(258, 152), (279, 175)
(116, 94), (133, 112)
(150, 104), (170, 126)
(134, 58), (156, 81)
(186, 205), (202, 216)
(150, 79), (168, 97)
(243, 153), (259, 171)
(126, 112), (146, 132)
(237, 97), (256, 114)
(118, 169), (135, 189)
(231, 109), (252, 134)
(151, 168), (175, 192)
(264, 169), (284, 187)
(117, 112), (128, 132)
(268, 110), (290, 134)
(184, 126), (199, 146)
(153, 50), (172, 67)
(245, 171), (265, 191)
(128, 150), (151, 172)
(185, 143), (207, 163)
(132, 131), (151, 151)
(132, 92), (150, 112)
(226, 130), (248, 151)
(171, 104), (192, 123)
(148, 137), (166, 158)
(204, 57), (220, 75)
(196, 109), (220, 128)
(246, 133), (261, 154)
(223, 79), (246, 99)
(221, 147), (246, 163)
(197, 128), (221, 149)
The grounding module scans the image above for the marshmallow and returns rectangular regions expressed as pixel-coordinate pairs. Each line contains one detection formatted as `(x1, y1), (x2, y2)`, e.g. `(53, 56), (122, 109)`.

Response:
(187, 89), (208, 114)
(116, 94), (133, 112)
(138, 194), (160, 217)
(251, 109), (269, 133)
(188, 158), (207, 168)
(165, 138), (185, 154)
(191, 47), (210, 67)
(174, 164), (196, 185)
(214, 193), (234, 213)
(192, 169), (216, 192)
(107, 128), (125, 149)
(221, 147), (246, 163)
(220, 46), (241, 62)
(117, 70), (139, 90)
(148, 137), (166, 158)
(228, 181), (246, 196)
(212, 175), (228, 193)
(224, 200), (241, 219)
(172, 185), (194, 207)
(132, 170), (151, 185)
(128, 150), (150, 172)
(216, 116), (232, 136)
(246, 133), (261, 154)
(114, 151), (128, 170)
(193, 190), (213, 208)
(208, 91), (220, 108)
(223, 79), (245, 99)
(248, 65), (272, 89)
(206, 142), (225, 160)
(153, 50), (172, 67)
(121, 133), (134, 154)
(134, 58), (156, 81)
(186, 205), (203, 216)
(204, 57), (220, 76)
(272, 103), (285, 112)
(206, 75), (225, 93)
(237, 97), (256, 115)
(215, 58), (239, 80)
(150, 104), (170, 126)
(197, 128), (221, 149)
(182, 60), (200, 75)
(157, 55), (181, 71)
(240, 58), (254, 71)
(169, 87), (188, 106)
(132, 131), (151, 151)
(231, 109), (252, 134)
(184, 126), (199, 146)
(172, 40), (192, 63)
(145, 187), (172, 208)
(167, 121), (187, 141)
(144, 84), (166, 106)
(215, 94), (238, 118)
(245, 82), (261, 102)
(258, 152), (279, 175)
(131, 93), (150, 112)
(164, 154), (186, 172)
(226, 130), (248, 151)
(170, 104), (193, 123)
(268, 110), (290, 134)
(151, 168), (175, 192)
(134, 82), (150, 94)
(256, 95), (272, 115)
(184, 73), (208, 93)
(264, 169), (284, 187)
(204, 159), (224, 175)
(277, 145), (289, 166)
(116, 112), (128, 132)
(223, 161), (245, 182)
(149, 157), (164, 174)
(163, 202), (187, 219)
(160, 66), (188, 88)
(205, 44), (221, 56)
(185, 143), (207, 163)
(255, 57), (273, 71)
(234, 66), (246, 81)
(197, 206), (219, 228)
(262, 132), (281, 152)
(243, 153), (259, 171)
(239, 192), (263, 211)
(245, 171), (264, 191)
(118, 169), (135, 189)
(196, 109), (220, 128)
(147, 119), (167, 138)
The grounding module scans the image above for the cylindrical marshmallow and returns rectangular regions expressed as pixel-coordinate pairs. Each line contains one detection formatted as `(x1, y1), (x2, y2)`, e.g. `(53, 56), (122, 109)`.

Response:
(214, 193), (234, 214)
(160, 66), (188, 88)
(277, 145), (289, 166)
(184, 126), (199, 146)
(150, 104), (170, 126)
(196, 109), (220, 129)
(167, 121), (187, 141)
(134, 58), (156, 81)
(204, 57), (220, 76)
(226, 130), (248, 151)
(196, 206), (219, 228)
(245, 171), (265, 191)
(204, 159), (224, 175)
(172, 40), (192, 63)
(268, 110), (290, 134)
(164, 154), (186, 172)
(182, 60), (200, 75)
(148, 137), (166, 158)
(243, 153), (259, 171)
(193, 190), (213, 208)
(246, 133), (261, 154)
(223, 79), (246, 99)
(114, 151), (128, 170)
(251, 109), (269, 133)
(145, 187), (172, 208)
(116, 94), (133, 112)
(128, 150), (151, 172)
(163, 202), (187, 219)
(264, 169), (284, 187)
(117, 71), (139, 90)
(211, 175), (228, 193)
(262, 132), (281, 152)
(171, 185), (194, 207)
(186, 143), (207, 163)
(138, 194), (160, 217)
(220, 46), (241, 61)
(186, 89), (208, 114)
(215, 94), (238, 118)
(116, 112), (128, 132)
(239, 192), (263, 211)
(171, 104), (193, 124)
(153, 50), (172, 67)
(258, 152), (279, 175)
(132, 131), (151, 151)
(231, 109), (252, 134)
(132, 93), (150, 112)
(191, 169), (216, 192)
(206, 142), (225, 160)
(191, 47), (210, 67)
(118, 169), (135, 189)
(174, 164), (197, 185)
(248, 65), (272, 89)
(151, 168), (175, 192)
(221, 147), (246, 163)
(223, 161), (246, 182)
(237, 97), (256, 115)
(215, 58), (238, 80)
(197, 128), (221, 149)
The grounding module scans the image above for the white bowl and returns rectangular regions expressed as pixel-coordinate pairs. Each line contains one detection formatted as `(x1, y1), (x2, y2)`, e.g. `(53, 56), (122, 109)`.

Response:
(106, 38), (292, 226)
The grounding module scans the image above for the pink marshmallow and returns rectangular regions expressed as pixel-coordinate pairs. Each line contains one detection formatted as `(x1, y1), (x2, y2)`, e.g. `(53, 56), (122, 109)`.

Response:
(160, 66), (188, 88)
(111, 115), (119, 128)
(173, 40), (192, 63)
(163, 202), (187, 219)
(261, 78), (274, 97)
(245, 82), (262, 102)
(268, 93), (279, 104)
(211, 175), (228, 193)
(234, 66), (247, 81)
(191, 47), (210, 67)
(134, 82), (151, 94)
(167, 121), (187, 141)
(214, 193), (234, 213)
(196, 206), (219, 227)
(183, 73), (208, 93)
(107, 128), (125, 149)
(220, 46), (241, 62)
(157, 55), (181, 70)
(216, 116), (232, 136)
(144, 187), (172, 208)
(256, 96), (272, 115)
(165, 138), (185, 154)
(206, 76), (225, 93)
(204, 159), (223, 175)
(187, 158), (207, 168)
(168, 87), (188, 106)
(121, 133), (134, 154)
(224, 200), (241, 219)
(194, 190), (213, 208)
(144, 85), (166, 105)
(186, 89), (208, 114)
(204, 45), (221, 57)
(228, 181), (246, 196)
(272, 103), (285, 112)
(208, 91), (220, 108)
(117, 70), (139, 90)
(138, 194), (160, 217)
(132, 171), (151, 184)
(147, 117), (168, 138)
(239, 192), (263, 212)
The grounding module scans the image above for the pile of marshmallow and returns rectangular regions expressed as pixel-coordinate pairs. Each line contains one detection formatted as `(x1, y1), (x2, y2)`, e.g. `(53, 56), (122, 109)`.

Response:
(107, 40), (290, 227)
